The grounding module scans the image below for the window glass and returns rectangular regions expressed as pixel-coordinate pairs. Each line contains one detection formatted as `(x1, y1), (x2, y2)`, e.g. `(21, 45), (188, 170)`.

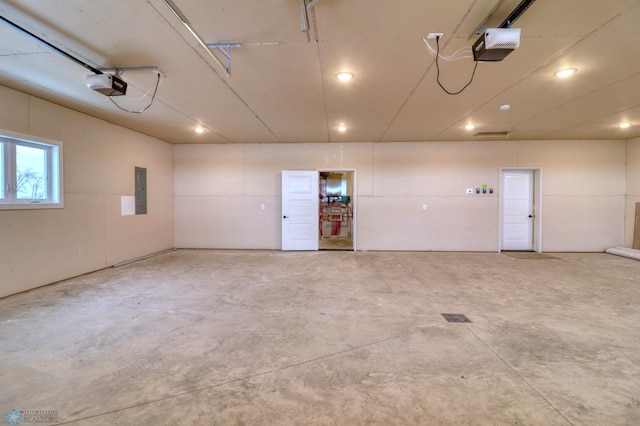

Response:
(0, 130), (62, 209)
(16, 144), (48, 200)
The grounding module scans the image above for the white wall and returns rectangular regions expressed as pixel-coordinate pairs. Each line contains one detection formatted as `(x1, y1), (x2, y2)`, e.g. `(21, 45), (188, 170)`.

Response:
(519, 140), (626, 251)
(626, 137), (640, 247)
(1, 81), (631, 299)
(174, 139), (626, 252)
(0, 85), (174, 298)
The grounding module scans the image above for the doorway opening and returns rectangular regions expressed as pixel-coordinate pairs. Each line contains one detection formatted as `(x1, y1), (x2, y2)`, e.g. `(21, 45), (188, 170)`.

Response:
(499, 168), (542, 253)
(319, 170), (356, 251)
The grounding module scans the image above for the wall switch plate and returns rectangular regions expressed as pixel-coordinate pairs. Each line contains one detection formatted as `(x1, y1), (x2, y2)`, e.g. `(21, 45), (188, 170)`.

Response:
(422, 204), (427, 210)
(466, 188), (473, 195)
(260, 204), (265, 210)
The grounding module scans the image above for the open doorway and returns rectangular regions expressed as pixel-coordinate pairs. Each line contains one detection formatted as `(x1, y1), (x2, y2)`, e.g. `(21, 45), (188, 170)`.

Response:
(318, 170), (356, 251)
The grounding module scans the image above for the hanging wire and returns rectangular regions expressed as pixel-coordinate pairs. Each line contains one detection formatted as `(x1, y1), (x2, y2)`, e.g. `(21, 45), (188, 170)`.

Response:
(422, 38), (473, 61)
(109, 72), (162, 114)
(434, 36), (478, 96)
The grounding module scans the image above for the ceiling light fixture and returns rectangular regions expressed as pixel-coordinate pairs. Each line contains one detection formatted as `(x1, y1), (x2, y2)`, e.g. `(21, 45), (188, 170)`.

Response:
(336, 72), (354, 82)
(499, 104), (511, 111)
(337, 125), (348, 132)
(195, 126), (205, 134)
(554, 68), (577, 78)
(618, 122), (632, 129)
(464, 123), (476, 130)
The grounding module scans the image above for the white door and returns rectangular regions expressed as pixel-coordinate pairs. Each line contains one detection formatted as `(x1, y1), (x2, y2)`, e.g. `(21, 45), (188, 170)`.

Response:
(282, 170), (319, 251)
(501, 170), (534, 251)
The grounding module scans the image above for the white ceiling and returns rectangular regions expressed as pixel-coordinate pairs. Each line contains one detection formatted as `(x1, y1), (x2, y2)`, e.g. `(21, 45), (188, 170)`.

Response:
(0, 0), (638, 144)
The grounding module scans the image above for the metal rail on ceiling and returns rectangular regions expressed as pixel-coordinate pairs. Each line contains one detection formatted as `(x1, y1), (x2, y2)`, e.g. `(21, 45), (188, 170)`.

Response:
(469, 0), (537, 39)
(0, 14), (103, 75)
(161, 0), (231, 76)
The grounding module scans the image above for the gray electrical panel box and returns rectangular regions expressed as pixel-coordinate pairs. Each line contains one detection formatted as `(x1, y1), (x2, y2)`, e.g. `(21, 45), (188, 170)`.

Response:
(135, 167), (147, 215)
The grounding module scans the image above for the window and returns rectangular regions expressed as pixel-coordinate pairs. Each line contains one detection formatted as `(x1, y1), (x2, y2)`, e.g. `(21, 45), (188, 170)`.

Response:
(0, 130), (63, 209)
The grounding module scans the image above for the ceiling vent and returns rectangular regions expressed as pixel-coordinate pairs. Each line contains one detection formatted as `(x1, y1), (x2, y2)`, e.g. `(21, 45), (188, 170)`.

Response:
(474, 131), (510, 139)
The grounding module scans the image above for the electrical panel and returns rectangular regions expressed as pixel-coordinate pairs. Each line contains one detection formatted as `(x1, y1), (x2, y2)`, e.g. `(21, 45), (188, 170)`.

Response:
(135, 167), (147, 215)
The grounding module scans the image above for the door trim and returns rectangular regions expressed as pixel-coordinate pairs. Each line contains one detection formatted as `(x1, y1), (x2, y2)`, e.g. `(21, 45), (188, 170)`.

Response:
(499, 168), (542, 253)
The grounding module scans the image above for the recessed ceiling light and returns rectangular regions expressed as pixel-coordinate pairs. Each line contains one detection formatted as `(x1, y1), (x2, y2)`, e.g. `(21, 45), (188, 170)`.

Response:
(618, 122), (632, 129)
(336, 72), (354, 82)
(195, 126), (205, 134)
(554, 68), (577, 78)
(464, 123), (475, 130)
(337, 125), (348, 132)
(499, 104), (511, 111)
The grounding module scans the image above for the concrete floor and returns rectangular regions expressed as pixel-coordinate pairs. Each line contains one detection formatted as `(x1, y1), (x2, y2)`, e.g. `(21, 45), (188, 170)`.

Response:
(319, 237), (354, 251)
(1, 250), (639, 425)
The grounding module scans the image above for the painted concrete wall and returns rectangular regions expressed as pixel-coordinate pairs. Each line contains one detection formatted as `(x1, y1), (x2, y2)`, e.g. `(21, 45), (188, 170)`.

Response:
(626, 137), (640, 247)
(0, 85), (174, 298)
(174, 139), (626, 252)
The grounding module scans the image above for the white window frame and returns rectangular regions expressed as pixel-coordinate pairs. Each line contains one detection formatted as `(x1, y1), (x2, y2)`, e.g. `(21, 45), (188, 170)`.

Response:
(0, 129), (63, 210)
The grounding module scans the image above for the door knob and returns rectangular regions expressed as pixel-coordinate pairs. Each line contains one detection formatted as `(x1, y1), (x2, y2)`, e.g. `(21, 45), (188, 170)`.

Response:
(528, 215), (533, 218)
(283, 215), (288, 219)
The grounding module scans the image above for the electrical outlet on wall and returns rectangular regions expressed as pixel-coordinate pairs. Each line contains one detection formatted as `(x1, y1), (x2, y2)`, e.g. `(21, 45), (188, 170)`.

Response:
(427, 33), (444, 40)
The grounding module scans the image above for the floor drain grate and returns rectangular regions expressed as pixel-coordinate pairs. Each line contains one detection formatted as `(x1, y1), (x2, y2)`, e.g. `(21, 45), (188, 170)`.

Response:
(442, 313), (471, 323)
